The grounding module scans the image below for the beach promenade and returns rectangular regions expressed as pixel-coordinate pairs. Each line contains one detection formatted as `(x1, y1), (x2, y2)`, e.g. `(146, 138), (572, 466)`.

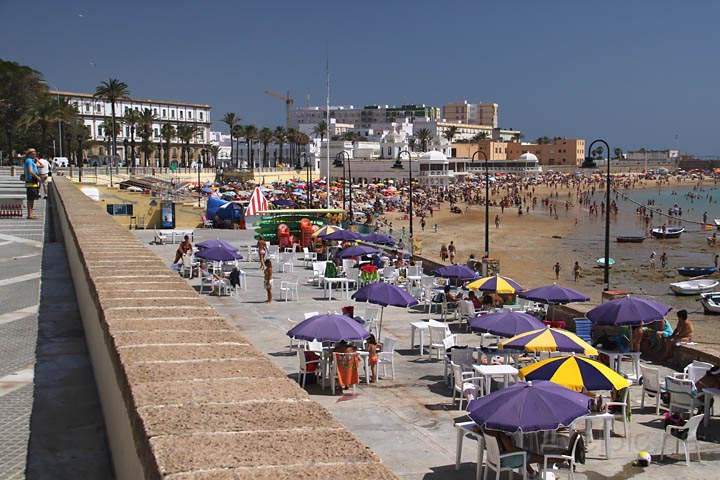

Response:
(138, 227), (720, 480)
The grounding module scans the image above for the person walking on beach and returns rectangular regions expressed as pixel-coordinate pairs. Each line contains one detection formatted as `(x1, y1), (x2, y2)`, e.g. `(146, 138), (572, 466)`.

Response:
(440, 244), (448, 262)
(660, 252), (667, 269)
(263, 259), (273, 303)
(715, 254), (719, 269)
(495, 215), (500, 229)
(649, 251), (656, 269)
(573, 261), (581, 282)
(448, 241), (456, 264)
(553, 262), (561, 280)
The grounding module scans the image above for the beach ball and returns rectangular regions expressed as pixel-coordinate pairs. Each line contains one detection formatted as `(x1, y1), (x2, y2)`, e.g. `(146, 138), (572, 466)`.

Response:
(636, 451), (651, 467)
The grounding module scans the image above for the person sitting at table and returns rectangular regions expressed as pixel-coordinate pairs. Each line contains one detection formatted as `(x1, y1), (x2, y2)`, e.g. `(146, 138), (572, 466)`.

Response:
(444, 284), (459, 303)
(468, 290), (483, 310)
(484, 429), (543, 477)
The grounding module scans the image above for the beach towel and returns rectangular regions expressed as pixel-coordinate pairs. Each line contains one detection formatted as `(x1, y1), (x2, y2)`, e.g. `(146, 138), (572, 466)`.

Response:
(334, 352), (360, 389)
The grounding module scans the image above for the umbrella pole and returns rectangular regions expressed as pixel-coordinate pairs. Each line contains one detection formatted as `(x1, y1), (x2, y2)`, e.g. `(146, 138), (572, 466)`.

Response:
(378, 307), (385, 341)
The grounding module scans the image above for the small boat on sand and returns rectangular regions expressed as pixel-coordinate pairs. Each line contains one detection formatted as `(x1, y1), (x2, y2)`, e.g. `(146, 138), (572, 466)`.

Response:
(596, 257), (616, 267)
(670, 279), (719, 295)
(651, 227), (685, 239)
(714, 219), (720, 229)
(616, 235), (645, 243)
(678, 266), (717, 277)
(701, 292), (720, 314)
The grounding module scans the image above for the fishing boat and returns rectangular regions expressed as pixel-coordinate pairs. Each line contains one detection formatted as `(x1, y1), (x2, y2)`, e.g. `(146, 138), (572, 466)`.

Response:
(596, 257), (616, 267)
(678, 266), (717, 277)
(670, 279), (719, 295)
(714, 219), (720, 229)
(701, 292), (720, 314)
(616, 235), (646, 243)
(651, 227), (685, 239)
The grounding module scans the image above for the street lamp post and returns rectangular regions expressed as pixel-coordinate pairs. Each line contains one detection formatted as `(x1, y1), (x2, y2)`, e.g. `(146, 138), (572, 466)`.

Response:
(588, 139), (612, 291)
(471, 149), (490, 256)
(333, 151), (351, 216)
(392, 150), (414, 256)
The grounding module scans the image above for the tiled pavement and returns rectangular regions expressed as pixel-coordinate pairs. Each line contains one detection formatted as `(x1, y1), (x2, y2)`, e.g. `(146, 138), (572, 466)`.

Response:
(0, 177), (113, 479)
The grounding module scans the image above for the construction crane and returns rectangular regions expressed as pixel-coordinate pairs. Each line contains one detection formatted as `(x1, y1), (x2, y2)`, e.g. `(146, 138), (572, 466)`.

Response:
(264, 90), (294, 128)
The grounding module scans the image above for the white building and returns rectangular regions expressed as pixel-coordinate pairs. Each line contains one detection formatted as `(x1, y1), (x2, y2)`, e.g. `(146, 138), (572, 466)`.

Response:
(290, 104), (440, 129)
(442, 100), (499, 128)
(53, 90), (211, 166)
(625, 149), (679, 163)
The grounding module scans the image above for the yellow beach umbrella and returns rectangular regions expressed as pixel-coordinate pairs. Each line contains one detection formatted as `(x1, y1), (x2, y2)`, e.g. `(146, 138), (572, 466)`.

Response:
(500, 327), (598, 356)
(466, 275), (523, 294)
(519, 354), (631, 392)
(312, 225), (342, 238)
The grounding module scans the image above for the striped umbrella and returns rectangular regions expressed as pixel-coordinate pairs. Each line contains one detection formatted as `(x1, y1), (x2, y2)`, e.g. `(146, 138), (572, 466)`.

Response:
(466, 275), (524, 294)
(244, 186), (268, 216)
(519, 355), (631, 392)
(500, 327), (598, 355)
(312, 225), (342, 238)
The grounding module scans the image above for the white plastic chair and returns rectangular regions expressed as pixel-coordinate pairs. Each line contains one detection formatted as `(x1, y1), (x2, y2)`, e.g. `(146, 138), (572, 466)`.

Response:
(311, 261), (326, 286)
(345, 267), (360, 291)
(296, 349), (320, 388)
(180, 254), (194, 278)
(684, 361), (713, 384)
(378, 337), (397, 380)
(304, 311), (319, 320)
(200, 274), (213, 294)
(302, 247), (317, 267)
(280, 280), (299, 301)
(482, 433), (527, 480)
(451, 362), (484, 410)
(280, 252), (294, 273)
(446, 348), (475, 385)
(428, 326), (452, 359)
(660, 414), (704, 465)
(458, 300), (476, 329)
(640, 364), (666, 415)
(543, 431), (583, 480)
(665, 376), (701, 415)
(603, 387), (630, 438)
(342, 258), (355, 274)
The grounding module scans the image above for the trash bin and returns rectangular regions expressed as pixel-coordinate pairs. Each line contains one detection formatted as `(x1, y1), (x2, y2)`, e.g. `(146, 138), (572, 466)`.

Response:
(341, 306), (355, 318)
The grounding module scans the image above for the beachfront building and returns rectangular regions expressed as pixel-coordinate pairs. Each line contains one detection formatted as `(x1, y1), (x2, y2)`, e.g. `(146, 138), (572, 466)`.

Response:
(209, 130), (314, 170)
(505, 138), (585, 166)
(290, 104), (440, 129)
(626, 149), (679, 163)
(52, 90), (211, 166)
(442, 100), (499, 128)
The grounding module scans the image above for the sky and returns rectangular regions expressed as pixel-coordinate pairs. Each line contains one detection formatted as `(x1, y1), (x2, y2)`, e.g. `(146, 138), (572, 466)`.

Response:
(1, 0), (718, 154)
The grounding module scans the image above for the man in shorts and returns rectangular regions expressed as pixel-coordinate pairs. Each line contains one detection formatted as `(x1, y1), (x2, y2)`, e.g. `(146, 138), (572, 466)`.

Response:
(36, 154), (50, 198)
(23, 149), (40, 219)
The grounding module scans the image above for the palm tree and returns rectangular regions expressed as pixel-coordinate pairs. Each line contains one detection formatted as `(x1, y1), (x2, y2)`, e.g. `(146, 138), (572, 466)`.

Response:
(0, 59), (46, 159)
(244, 124), (258, 170)
(160, 123), (176, 168)
(222, 112), (238, 165)
(123, 109), (141, 167)
(176, 124), (197, 167)
(54, 97), (78, 157)
(313, 120), (328, 142)
(258, 127), (273, 168)
(20, 95), (58, 156)
(415, 128), (432, 152)
(208, 144), (221, 166)
(614, 147), (623, 160)
(286, 128), (299, 165)
(443, 126), (458, 144)
(136, 108), (155, 167)
(274, 126), (287, 166)
(231, 124), (244, 169)
(93, 78), (130, 159)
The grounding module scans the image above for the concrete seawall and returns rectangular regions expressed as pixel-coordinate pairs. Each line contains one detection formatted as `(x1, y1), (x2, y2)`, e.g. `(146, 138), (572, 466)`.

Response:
(50, 177), (397, 479)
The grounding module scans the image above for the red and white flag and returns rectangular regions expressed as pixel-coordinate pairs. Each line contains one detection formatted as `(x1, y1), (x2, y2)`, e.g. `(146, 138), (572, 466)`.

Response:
(245, 186), (268, 216)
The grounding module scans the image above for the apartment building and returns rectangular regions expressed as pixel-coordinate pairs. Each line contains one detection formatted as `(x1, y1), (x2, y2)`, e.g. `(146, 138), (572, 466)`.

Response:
(442, 100), (499, 128)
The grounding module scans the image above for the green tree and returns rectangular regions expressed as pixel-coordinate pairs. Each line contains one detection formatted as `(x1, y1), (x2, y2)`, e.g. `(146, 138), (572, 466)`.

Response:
(313, 120), (328, 142)
(0, 59), (47, 160)
(274, 126), (287, 166)
(93, 78), (130, 159)
(208, 144), (221, 166)
(614, 147), (623, 160)
(415, 128), (432, 152)
(176, 124), (198, 167)
(20, 95), (58, 157)
(243, 124), (258, 170)
(443, 126), (458, 143)
(231, 124), (244, 169)
(222, 112), (238, 165)
(160, 123), (176, 168)
(258, 127), (273, 168)
(136, 108), (155, 167)
(123, 109), (141, 167)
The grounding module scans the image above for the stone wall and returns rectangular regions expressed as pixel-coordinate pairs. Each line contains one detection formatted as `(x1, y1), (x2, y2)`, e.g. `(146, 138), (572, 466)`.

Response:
(51, 177), (397, 480)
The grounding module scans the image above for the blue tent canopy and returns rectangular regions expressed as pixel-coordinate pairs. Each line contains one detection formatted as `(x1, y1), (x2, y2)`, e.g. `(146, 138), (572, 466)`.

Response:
(206, 196), (244, 222)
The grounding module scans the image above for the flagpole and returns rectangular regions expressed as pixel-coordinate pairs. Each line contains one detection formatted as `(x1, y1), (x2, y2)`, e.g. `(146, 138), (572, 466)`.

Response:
(325, 49), (331, 210)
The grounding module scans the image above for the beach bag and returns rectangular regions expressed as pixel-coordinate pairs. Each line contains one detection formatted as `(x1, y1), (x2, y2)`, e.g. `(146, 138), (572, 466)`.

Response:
(663, 412), (686, 439)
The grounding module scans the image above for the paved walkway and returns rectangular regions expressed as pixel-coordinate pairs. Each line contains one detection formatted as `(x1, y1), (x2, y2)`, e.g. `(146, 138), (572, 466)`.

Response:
(140, 227), (720, 479)
(0, 177), (113, 479)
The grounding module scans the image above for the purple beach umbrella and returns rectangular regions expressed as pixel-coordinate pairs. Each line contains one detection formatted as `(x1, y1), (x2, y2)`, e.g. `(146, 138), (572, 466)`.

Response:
(287, 313), (370, 342)
(361, 232), (396, 246)
(196, 239), (239, 252)
(467, 380), (591, 432)
(518, 284), (590, 304)
(337, 245), (380, 258)
(586, 295), (671, 327)
(322, 229), (361, 241)
(434, 264), (479, 281)
(470, 311), (545, 338)
(195, 245), (242, 262)
(352, 282), (419, 340)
